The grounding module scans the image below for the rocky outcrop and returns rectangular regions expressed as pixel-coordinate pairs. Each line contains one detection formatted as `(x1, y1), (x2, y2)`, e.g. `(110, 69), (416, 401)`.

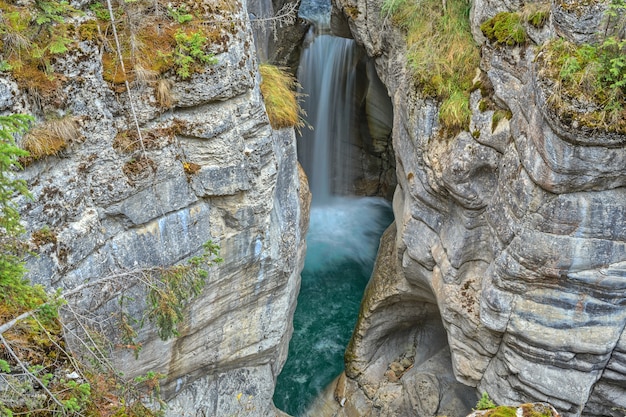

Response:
(6, 0), (308, 415)
(330, 0), (626, 415)
(248, 0), (310, 74)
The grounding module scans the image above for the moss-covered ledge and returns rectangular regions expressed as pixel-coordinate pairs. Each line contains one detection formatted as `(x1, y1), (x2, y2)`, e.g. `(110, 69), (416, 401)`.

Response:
(533, 56), (626, 147)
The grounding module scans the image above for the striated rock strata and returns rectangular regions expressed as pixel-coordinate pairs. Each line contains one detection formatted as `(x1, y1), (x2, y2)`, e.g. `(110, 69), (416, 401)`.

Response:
(6, 0), (308, 415)
(328, 0), (626, 415)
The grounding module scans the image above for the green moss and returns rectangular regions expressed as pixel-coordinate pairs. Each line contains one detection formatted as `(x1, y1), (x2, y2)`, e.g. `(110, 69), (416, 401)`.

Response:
(77, 20), (99, 41)
(480, 12), (527, 46)
(521, 403), (554, 417)
(478, 99), (489, 112)
(485, 406), (518, 417)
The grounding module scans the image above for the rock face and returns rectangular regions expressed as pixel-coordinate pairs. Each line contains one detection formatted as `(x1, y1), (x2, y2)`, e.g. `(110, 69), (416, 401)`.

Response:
(330, 0), (626, 415)
(7, 0), (308, 415)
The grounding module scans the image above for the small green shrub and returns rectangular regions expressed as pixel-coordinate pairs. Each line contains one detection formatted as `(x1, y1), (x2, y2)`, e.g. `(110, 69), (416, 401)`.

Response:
(475, 391), (496, 410)
(89, 1), (111, 21)
(480, 12), (527, 46)
(0, 114), (33, 302)
(168, 6), (194, 24)
(173, 30), (218, 79)
(34, 0), (79, 25)
(145, 240), (223, 340)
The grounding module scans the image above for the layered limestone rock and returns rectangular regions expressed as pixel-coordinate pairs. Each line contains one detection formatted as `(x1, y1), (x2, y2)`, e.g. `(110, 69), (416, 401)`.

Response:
(6, 0), (308, 415)
(329, 0), (626, 415)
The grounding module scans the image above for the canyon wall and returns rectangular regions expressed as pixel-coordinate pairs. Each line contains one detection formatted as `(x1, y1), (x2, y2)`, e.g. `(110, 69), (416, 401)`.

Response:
(5, 0), (308, 415)
(328, 0), (626, 415)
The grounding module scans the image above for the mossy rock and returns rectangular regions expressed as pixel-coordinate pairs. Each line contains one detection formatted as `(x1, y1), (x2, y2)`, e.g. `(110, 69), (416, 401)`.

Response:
(484, 406), (518, 417)
(480, 404), (557, 417)
(536, 37), (626, 136)
(480, 12), (527, 46)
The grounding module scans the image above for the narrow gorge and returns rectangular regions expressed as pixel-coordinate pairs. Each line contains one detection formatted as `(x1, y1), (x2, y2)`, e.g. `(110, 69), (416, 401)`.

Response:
(1, 0), (625, 414)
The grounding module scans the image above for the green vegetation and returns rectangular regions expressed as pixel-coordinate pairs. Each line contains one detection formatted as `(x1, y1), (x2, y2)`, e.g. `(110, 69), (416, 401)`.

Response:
(168, 6), (194, 24)
(484, 406), (518, 417)
(478, 404), (554, 417)
(473, 393), (554, 417)
(480, 12), (527, 46)
(173, 30), (218, 79)
(526, 8), (550, 28)
(0, 0), (80, 103)
(0, 114), (95, 417)
(475, 391), (496, 410)
(259, 63), (304, 130)
(381, 0), (480, 133)
(537, 37), (626, 133)
(0, 0), (234, 111)
(91, 0), (237, 86)
(536, 0), (625, 133)
(0, 114), (33, 300)
(146, 241), (223, 340)
(491, 108), (512, 131)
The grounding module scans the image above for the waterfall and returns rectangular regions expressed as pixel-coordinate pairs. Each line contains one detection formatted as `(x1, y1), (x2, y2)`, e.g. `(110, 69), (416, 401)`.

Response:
(273, 12), (394, 415)
(297, 32), (360, 202)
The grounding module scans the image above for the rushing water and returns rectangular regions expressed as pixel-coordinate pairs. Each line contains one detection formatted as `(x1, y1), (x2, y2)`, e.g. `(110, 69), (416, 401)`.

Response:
(272, 9), (394, 415)
(296, 32), (361, 201)
(274, 197), (393, 416)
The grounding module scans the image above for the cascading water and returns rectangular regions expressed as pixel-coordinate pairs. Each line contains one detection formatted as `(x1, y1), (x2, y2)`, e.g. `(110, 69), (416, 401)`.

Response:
(296, 32), (359, 201)
(273, 4), (394, 415)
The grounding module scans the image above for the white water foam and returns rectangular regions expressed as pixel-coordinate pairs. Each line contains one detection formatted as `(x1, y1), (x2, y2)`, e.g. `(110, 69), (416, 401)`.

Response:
(305, 196), (393, 273)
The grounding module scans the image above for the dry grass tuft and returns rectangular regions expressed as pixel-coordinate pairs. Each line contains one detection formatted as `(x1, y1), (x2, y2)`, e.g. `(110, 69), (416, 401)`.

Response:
(21, 116), (82, 160)
(156, 78), (175, 108)
(134, 64), (159, 85)
(259, 63), (304, 130)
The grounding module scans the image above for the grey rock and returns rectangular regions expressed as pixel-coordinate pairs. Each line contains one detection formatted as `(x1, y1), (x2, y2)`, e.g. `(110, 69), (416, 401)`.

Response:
(551, 0), (608, 44)
(10, 0), (309, 416)
(330, 0), (626, 415)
